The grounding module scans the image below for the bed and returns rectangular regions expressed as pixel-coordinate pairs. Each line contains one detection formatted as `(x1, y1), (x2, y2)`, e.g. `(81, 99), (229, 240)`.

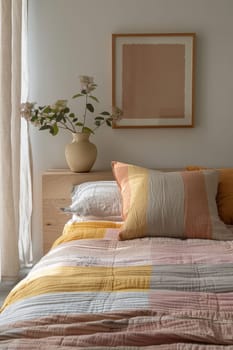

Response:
(1, 162), (233, 349)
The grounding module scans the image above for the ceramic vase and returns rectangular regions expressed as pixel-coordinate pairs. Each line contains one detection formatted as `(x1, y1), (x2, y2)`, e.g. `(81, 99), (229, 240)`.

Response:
(65, 132), (97, 172)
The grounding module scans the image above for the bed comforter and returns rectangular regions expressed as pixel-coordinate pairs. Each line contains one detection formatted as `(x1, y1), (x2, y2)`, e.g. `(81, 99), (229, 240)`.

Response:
(1, 221), (233, 349)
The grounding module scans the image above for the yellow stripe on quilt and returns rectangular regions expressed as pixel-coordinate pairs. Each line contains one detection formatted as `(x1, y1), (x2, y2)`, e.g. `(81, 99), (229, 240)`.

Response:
(53, 221), (122, 248)
(1, 265), (152, 311)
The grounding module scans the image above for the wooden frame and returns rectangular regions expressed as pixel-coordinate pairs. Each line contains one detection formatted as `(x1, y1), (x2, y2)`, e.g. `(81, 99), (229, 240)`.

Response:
(112, 33), (196, 128)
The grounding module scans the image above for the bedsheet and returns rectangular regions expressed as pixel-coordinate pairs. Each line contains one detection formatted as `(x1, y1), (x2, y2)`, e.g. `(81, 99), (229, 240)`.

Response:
(1, 221), (233, 349)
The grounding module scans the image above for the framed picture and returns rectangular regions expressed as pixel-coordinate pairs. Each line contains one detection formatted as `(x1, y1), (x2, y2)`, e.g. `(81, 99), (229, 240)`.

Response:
(112, 33), (196, 128)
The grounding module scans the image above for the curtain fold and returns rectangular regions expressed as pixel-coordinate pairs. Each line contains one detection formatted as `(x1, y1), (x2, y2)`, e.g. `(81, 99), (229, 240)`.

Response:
(0, 0), (25, 280)
(19, 119), (33, 267)
(19, 0), (33, 267)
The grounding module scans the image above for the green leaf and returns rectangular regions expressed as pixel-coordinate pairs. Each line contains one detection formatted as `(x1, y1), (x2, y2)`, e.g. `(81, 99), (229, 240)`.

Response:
(64, 107), (70, 113)
(82, 126), (94, 134)
(69, 113), (75, 118)
(72, 93), (83, 99)
(106, 119), (112, 127)
(89, 95), (99, 103)
(81, 89), (87, 94)
(56, 114), (63, 122)
(53, 123), (59, 135)
(100, 111), (110, 116)
(86, 103), (94, 113)
(50, 124), (59, 136)
(39, 125), (50, 131)
(95, 121), (101, 127)
(43, 106), (51, 114)
(75, 122), (84, 126)
(73, 118), (78, 122)
(95, 116), (104, 121)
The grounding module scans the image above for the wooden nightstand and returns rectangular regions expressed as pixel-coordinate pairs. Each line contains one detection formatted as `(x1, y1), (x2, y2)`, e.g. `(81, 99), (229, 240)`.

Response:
(42, 169), (113, 254)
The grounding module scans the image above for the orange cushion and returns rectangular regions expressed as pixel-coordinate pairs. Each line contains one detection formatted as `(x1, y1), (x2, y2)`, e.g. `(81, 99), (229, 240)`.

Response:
(186, 166), (233, 225)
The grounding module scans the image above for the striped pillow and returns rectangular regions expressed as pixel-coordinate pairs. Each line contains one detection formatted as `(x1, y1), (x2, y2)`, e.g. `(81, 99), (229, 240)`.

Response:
(112, 162), (232, 241)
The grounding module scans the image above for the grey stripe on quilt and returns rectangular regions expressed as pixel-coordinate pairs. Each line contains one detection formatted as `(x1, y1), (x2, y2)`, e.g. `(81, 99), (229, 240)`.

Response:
(0, 292), (150, 324)
(2, 288), (233, 325)
(150, 263), (233, 292)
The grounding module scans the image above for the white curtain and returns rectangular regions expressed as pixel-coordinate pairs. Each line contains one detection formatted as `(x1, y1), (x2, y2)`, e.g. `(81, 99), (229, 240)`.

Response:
(0, 0), (32, 281)
(19, 0), (33, 267)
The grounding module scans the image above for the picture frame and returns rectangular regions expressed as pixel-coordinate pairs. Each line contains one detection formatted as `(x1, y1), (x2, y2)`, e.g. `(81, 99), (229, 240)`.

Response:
(112, 33), (196, 128)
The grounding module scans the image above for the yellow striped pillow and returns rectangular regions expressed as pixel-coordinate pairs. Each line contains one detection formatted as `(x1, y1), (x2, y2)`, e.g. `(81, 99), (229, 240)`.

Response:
(112, 162), (232, 241)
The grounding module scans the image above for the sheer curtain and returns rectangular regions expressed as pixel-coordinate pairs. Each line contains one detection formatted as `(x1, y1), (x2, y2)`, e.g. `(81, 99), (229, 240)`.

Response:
(0, 0), (32, 281)
(19, 0), (33, 267)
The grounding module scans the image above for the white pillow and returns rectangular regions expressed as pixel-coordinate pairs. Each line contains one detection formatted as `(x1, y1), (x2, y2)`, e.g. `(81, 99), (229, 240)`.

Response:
(70, 214), (123, 223)
(62, 181), (122, 221)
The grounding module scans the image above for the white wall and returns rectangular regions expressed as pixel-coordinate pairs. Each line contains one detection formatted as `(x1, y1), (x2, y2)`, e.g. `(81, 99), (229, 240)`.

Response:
(28, 0), (233, 261)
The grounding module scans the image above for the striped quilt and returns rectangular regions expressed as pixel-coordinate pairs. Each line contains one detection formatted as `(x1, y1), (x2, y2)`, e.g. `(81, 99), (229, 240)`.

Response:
(1, 221), (233, 349)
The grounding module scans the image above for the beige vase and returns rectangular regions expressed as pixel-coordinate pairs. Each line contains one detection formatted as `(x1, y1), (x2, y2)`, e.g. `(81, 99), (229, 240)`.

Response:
(65, 132), (97, 172)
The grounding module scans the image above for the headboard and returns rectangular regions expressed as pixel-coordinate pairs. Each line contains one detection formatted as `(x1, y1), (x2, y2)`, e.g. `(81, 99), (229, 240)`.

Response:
(42, 169), (114, 254)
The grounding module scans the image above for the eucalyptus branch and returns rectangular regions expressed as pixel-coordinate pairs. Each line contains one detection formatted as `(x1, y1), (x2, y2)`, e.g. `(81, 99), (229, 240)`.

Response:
(65, 115), (76, 132)
(56, 125), (72, 130)
(58, 120), (76, 133)
(93, 120), (106, 132)
(83, 93), (88, 129)
(20, 76), (122, 136)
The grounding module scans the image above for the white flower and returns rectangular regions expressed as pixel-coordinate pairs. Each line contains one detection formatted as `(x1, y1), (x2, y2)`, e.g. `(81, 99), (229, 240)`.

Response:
(79, 75), (96, 93)
(112, 106), (123, 120)
(20, 102), (35, 120)
(51, 99), (68, 111)
(79, 75), (94, 84)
